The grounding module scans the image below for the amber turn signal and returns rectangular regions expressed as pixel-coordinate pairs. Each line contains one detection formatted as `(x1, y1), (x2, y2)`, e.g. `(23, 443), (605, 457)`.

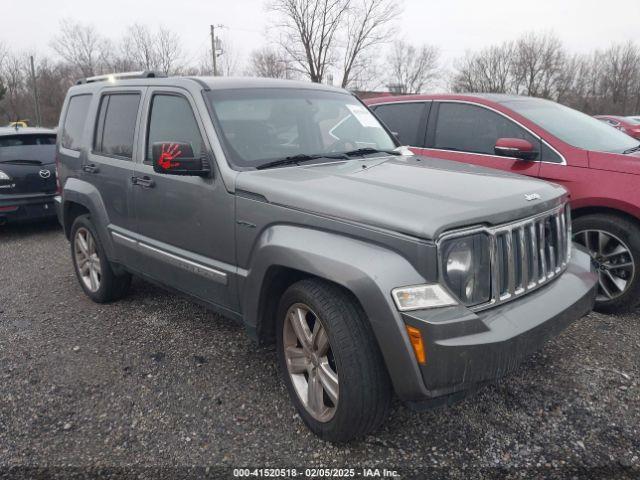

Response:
(405, 326), (426, 365)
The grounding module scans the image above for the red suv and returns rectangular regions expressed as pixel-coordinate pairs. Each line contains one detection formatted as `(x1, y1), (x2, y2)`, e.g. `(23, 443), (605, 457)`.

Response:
(366, 94), (640, 313)
(595, 115), (640, 139)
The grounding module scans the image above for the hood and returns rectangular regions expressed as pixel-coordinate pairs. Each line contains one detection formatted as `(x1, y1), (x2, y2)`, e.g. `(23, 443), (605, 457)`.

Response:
(236, 156), (567, 240)
(588, 149), (640, 175)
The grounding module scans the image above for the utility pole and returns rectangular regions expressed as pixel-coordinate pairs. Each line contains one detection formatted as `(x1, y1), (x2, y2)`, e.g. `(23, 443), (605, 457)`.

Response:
(210, 24), (225, 76)
(29, 56), (42, 127)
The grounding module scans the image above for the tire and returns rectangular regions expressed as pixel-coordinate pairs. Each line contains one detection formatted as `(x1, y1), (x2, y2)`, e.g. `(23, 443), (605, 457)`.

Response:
(70, 214), (131, 303)
(276, 278), (392, 442)
(573, 213), (640, 313)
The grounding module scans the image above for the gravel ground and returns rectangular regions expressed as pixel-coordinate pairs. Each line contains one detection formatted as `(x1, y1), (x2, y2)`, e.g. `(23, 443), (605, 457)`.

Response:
(0, 221), (638, 479)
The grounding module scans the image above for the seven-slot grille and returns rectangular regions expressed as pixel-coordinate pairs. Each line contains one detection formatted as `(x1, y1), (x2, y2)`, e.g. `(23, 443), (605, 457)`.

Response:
(480, 204), (571, 310)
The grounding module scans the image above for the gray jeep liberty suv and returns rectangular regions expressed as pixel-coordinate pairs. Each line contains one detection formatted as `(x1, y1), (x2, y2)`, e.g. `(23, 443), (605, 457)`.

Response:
(55, 72), (598, 442)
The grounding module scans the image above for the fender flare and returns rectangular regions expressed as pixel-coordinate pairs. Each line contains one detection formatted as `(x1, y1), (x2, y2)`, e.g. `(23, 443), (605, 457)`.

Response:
(61, 178), (116, 259)
(242, 224), (431, 400)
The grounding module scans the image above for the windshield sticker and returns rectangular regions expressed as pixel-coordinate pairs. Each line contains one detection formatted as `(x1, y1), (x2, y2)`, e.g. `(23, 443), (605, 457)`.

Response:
(346, 104), (381, 128)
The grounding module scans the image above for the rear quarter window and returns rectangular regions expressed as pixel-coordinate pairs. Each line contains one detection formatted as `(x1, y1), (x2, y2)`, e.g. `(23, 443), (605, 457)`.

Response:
(62, 95), (92, 151)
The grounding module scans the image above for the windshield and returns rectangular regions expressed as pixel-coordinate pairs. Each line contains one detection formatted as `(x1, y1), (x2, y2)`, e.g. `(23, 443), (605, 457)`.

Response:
(207, 88), (396, 168)
(625, 117), (640, 125)
(504, 99), (639, 153)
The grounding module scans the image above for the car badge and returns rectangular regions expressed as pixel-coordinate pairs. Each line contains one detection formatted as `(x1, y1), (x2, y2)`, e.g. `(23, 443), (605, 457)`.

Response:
(39, 169), (51, 179)
(525, 193), (541, 201)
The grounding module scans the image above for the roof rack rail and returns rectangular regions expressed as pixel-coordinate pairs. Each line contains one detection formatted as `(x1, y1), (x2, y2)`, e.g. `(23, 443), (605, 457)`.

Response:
(76, 71), (167, 85)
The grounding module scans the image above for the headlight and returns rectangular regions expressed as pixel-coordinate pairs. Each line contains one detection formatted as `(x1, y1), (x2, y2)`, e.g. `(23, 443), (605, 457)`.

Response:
(392, 284), (456, 311)
(0, 170), (11, 181)
(441, 233), (491, 307)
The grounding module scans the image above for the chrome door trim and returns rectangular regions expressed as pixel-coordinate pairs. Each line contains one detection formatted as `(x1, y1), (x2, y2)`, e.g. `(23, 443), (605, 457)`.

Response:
(110, 229), (228, 285)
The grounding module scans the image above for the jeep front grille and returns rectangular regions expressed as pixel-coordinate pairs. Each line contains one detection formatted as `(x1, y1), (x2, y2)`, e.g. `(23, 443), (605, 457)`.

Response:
(485, 204), (571, 309)
(439, 204), (572, 311)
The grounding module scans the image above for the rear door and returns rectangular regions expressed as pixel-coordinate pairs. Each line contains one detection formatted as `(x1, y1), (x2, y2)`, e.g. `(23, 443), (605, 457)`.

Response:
(130, 88), (237, 310)
(84, 88), (145, 262)
(416, 101), (541, 177)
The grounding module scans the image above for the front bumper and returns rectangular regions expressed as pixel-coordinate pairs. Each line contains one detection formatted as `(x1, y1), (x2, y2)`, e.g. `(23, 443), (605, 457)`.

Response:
(0, 193), (57, 223)
(401, 246), (597, 406)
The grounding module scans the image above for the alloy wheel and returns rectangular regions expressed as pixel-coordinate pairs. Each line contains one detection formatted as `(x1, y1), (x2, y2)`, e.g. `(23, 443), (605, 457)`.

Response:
(573, 229), (635, 302)
(74, 227), (101, 293)
(283, 303), (339, 422)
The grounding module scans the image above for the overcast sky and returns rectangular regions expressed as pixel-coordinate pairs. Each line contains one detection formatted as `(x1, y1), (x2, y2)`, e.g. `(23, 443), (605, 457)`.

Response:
(2, 0), (639, 76)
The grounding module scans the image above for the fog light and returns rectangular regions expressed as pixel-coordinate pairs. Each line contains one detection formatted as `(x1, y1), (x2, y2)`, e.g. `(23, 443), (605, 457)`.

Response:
(392, 284), (456, 311)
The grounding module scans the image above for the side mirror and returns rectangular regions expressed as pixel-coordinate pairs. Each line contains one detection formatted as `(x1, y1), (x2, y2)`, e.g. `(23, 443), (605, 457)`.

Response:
(494, 138), (538, 161)
(152, 142), (210, 176)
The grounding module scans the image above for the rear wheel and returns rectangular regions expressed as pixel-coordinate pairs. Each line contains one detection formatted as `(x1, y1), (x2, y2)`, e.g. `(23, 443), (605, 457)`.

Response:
(70, 214), (131, 303)
(276, 279), (392, 442)
(573, 214), (640, 313)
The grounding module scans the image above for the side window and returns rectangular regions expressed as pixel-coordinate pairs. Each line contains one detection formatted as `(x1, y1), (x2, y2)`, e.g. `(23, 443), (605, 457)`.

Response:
(146, 94), (204, 162)
(62, 95), (92, 151)
(540, 142), (563, 163)
(373, 103), (425, 146)
(94, 93), (141, 159)
(434, 103), (538, 156)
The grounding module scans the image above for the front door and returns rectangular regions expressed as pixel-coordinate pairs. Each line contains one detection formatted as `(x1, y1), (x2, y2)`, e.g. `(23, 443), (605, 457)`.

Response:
(416, 101), (542, 177)
(130, 88), (237, 311)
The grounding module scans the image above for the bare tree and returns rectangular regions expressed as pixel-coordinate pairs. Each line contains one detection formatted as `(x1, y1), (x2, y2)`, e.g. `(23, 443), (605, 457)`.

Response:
(217, 38), (240, 76)
(340, 0), (400, 88)
(512, 32), (565, 98)
(119, 24), (184, 75)
(122, 24), (158, 71)
(598, 42), (640, 113)
(0, 53), (27, 122)
(270, 0), (350, 83)
(452, 43), (515, 93)
(387, 40), (439, 94)
(249, 47), (289, 78)
(50, 19), (111, 77)
(156, 27), (185, 75)
(0, 42), (7, 103)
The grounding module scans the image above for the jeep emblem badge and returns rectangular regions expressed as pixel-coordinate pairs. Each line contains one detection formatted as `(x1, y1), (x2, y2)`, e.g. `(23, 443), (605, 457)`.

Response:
(525, 193), (541, 201)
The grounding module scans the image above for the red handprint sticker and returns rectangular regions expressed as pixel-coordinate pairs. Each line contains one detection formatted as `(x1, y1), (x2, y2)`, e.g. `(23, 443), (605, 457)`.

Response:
(157, 143), (182, 170)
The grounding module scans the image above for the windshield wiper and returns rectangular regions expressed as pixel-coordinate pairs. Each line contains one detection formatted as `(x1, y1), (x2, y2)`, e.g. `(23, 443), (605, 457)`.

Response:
(623, 144), (640, 154)
(256, 153), (348, 170)
(342, 147), (401, 157)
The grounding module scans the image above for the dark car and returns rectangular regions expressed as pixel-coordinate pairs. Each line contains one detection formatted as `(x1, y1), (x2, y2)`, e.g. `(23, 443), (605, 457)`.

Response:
(366, 94), (640, 313)
(55, 73), (596, 442)
(0, 127), (58, 225)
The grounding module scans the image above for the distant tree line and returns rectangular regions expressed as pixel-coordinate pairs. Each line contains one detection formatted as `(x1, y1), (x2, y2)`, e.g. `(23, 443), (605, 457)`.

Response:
(0, 19), (220, 126)
(452, 32), (640, 115)
(1, 12), (639, 127)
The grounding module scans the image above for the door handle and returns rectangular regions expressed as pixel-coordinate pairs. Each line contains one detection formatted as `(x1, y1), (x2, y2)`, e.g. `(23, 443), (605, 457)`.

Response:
(83, 164), (99, 174)
(131, 175), (155, 188)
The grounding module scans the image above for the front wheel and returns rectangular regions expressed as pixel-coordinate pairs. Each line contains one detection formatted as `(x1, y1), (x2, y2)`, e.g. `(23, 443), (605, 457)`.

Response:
(276, 279), (392, 442)
(573, 214), (640, 313)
